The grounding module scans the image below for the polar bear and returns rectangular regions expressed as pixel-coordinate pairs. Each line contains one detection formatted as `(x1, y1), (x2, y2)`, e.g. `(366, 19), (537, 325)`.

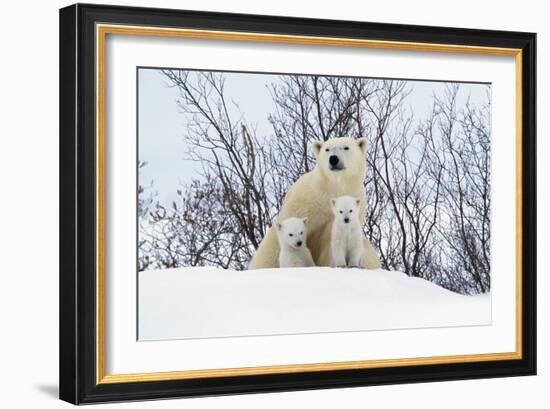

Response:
(249, 136), (381, 270)
(330, 196), (365, 268)
(276, 217), (316, 268)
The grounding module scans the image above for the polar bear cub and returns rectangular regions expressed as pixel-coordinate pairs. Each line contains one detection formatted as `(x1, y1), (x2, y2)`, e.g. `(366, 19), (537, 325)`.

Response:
(276, 217), (315, 268)
(330, 196), (365, 268)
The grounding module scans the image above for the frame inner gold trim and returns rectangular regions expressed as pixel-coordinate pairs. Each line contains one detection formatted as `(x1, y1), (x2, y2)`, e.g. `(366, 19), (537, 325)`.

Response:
(96, 23), (523, 385)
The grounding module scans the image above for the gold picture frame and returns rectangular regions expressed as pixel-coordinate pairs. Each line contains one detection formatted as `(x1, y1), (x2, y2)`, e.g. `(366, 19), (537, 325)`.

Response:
(60, 3), (536, 404)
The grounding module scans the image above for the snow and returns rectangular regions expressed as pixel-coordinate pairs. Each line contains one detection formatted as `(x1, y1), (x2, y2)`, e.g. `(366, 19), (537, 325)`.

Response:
(138, 267), (491, 341)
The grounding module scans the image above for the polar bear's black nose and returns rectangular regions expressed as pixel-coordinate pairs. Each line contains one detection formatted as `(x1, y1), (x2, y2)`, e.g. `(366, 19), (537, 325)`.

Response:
(344, 217), (350, 223)
(296, 241), (303, 247)
(329, 155), (339, 166)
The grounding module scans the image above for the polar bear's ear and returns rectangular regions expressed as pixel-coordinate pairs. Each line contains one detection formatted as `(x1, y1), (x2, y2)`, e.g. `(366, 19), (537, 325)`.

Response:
(312, 140), (323, 158)
(357, 137), (368, 155)
(355, 198), (361, 206)
(302, 217), (308, 225)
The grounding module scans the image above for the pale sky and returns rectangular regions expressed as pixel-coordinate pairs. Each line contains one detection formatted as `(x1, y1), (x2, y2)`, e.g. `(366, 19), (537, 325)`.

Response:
(138, 68), (489, 206)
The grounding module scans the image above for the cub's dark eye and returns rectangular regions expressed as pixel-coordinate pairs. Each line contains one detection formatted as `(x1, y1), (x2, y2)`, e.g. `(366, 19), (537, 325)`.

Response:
(325, 148), (330, 152)
(339, 210), (343, 214)
(344, 146), (349, 150)
(289, 233), (293, 237)
(350, 210), (353, 213)
(300, 231), (303, 235)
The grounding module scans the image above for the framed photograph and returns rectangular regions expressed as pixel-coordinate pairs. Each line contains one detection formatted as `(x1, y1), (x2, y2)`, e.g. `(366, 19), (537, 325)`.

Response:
(59, 3), (536, 404)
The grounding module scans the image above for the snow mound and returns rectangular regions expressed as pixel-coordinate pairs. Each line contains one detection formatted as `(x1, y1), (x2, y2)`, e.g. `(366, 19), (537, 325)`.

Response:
(138, 267), (490, 340)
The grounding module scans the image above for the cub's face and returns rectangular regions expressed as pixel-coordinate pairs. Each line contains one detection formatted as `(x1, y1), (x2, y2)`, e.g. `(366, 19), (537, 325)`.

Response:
(277, 217), (308, 248)
(331, 196), (360, 225)
(312, 137), (368, 178)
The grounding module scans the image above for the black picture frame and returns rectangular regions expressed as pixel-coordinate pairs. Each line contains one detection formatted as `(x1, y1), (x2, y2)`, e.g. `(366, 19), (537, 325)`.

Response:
(59, 3), (536, 404)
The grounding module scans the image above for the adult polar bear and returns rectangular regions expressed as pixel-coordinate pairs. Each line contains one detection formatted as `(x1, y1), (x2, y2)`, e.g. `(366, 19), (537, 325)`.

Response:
(249, 137), (381, 270)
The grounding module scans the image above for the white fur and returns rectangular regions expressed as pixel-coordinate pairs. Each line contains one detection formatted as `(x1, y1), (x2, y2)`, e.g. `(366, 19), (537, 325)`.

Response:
(330, 196), (365, 268)
(249, 137), (381, 270)
(277, 218), (315, 268)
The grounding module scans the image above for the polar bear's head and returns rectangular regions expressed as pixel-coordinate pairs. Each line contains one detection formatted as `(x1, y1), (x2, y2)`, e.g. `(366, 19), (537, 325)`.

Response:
(276, 217), (308, 249)
(331, 196), (361, 225)
(312, 137), (368, 178)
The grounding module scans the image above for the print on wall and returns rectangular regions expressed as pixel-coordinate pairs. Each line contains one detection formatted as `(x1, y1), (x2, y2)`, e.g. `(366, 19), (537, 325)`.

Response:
(137, 67), (492, 340)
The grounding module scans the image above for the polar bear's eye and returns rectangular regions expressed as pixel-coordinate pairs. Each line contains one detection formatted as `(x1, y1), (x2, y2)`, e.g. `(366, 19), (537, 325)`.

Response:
(339, 210), (343, 214)
(325, 148), (330, 152)
(300, 231), (303, 235)
(350, 210), (353, 213)
(344, 146), (349, 150)
(289, 233), (293, 237)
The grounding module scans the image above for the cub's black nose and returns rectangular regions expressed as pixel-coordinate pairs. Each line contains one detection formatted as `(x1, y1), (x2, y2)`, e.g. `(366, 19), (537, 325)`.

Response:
(296, 241), (303, 247)
(329, 155), (339, 166)
(344, 218), (350, 223)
